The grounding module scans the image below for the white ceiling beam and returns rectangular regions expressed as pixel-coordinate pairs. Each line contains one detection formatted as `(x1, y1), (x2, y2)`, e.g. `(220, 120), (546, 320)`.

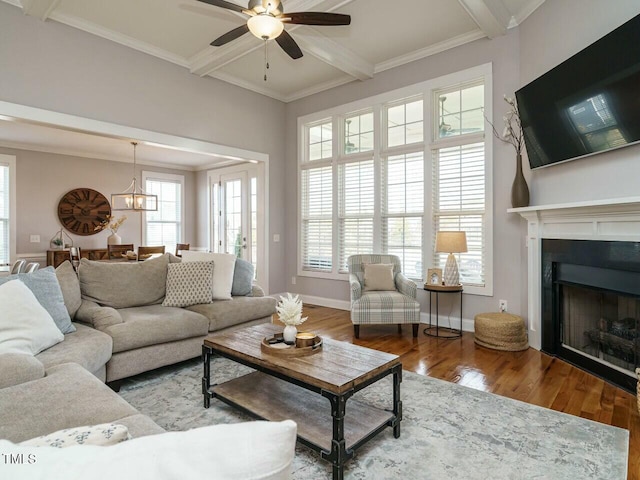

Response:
(189, 0), (357, 78)
(294, 29), (373, 81)
(457, 0), (512, 39)
(19, 0), (60, 20)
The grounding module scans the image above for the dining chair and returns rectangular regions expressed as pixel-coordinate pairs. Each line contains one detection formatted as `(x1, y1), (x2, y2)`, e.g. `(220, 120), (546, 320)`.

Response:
(175, 243), (190, 257)
(137, 245), (165, 261)
(10, 259), (26, 274)
(107, 244), (134, 260)
(24, 262), (40, 273)
(69, 247), (82, 272)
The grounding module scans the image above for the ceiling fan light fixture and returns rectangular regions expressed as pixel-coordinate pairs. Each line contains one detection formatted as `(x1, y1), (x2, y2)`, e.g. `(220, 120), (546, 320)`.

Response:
(248, 14), (284, 40)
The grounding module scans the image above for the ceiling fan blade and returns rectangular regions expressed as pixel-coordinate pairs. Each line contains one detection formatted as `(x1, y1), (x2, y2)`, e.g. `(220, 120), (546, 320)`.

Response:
(196, 0), (246, 13)
(276, 30), (303, 59)
(283, 12), (351, 26)
(210, 24), (250, 46)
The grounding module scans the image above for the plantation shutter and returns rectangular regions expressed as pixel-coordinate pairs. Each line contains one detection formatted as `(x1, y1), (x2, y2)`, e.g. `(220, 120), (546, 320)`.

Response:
(301, 165), (333, 272)
(338, 159), (374, 272)
(0, 164), (8, 266)
(381, 152), (424, 280)
(432, 142), (485, 286)
(145, 178), (182, 251)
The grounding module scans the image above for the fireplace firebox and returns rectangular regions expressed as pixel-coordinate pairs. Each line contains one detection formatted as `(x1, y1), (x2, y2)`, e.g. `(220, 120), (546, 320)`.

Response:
(542, 239), (640, 392)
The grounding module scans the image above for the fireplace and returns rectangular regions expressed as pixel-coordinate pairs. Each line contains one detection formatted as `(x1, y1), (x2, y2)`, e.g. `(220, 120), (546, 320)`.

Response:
(542, 239), (640, 392)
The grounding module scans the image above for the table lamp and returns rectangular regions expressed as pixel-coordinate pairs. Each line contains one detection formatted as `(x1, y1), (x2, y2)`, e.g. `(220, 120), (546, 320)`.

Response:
(435, 231), (467, 286)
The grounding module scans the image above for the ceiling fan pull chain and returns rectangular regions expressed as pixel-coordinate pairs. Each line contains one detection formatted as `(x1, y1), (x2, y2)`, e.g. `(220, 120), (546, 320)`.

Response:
(263, 38), (269, 82)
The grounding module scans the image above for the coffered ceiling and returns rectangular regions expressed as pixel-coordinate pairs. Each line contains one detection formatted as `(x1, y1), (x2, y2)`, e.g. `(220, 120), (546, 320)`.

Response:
(2, 0), (545, 102)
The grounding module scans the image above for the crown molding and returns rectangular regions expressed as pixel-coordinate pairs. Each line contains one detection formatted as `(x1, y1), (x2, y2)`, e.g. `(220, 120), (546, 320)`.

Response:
(20, 0), (60, 20)
(457, 0), (511, 39)
(283, 74), (354, 102)
(374, 29), (486, 74)
(209, 71), (289, 102)
(511, 0), (546, 27)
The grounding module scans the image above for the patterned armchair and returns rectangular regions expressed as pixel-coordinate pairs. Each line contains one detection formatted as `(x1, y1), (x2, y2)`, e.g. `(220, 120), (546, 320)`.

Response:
(347, 254), (421, 339)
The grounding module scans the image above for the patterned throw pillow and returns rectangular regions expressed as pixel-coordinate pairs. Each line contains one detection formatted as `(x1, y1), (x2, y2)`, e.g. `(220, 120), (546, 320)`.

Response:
(20, 423), (130, 448)
(163, 261), (214, 308)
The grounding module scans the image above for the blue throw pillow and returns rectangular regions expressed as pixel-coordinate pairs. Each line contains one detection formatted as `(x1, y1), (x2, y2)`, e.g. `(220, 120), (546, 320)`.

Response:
(0, 266), (75, 334)
(231, 258), (254, 297)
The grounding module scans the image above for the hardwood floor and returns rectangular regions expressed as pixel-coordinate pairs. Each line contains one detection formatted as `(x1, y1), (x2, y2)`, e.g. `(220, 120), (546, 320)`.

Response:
(299, 304), (640, 479)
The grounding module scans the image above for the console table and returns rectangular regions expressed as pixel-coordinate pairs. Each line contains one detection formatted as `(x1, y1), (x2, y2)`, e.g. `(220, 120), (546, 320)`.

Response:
(46, 248), (109, 268)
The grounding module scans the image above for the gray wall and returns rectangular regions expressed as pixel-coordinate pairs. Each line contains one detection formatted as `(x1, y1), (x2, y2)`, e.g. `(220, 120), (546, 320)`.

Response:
(0, 2), (286, 293)
(284, 30), (523, 320)
(0, 147), (196, 252)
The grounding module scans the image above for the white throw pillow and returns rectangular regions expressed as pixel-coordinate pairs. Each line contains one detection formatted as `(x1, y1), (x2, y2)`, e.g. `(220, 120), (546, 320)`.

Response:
(0, 280), (64, 355)
(21, 423), (130, 448)
(163, 261), (214, 307)
(0, 420), (297, 480)
(181, 251), (236, 300)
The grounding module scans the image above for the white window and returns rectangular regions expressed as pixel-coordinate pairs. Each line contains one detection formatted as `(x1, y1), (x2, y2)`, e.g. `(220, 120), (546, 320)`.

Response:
(142, 171), (185, 253)
(0, 155), (15, 267)
(298, 64), (492, 295)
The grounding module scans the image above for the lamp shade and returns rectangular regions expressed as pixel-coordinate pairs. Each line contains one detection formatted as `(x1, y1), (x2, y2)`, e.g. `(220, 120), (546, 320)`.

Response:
(435, 231), (468, 254)
(248, 14), (284, 40)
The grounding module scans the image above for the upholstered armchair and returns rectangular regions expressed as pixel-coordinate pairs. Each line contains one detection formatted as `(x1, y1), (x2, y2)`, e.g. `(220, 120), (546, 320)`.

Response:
(347, 254), (421, 339)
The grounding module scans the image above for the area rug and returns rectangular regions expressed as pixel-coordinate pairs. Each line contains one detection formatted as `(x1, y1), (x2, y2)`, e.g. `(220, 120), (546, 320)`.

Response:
(120, 358), (628, 480)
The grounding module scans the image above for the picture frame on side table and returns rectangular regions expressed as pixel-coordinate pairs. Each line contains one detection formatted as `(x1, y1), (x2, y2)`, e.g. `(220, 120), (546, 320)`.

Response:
(426, 268), (442, 286)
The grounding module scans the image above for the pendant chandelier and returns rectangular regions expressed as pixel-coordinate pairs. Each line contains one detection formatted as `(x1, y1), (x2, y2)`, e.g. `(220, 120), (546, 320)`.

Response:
(111, 142), (157, 211)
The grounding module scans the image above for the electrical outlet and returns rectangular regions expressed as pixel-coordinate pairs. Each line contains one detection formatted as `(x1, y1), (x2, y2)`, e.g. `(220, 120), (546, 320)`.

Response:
(499, 299), (508, 312)
(273, 234), (280, 243)
(30, 235), (40, 243)
(291, 276), (296, 285)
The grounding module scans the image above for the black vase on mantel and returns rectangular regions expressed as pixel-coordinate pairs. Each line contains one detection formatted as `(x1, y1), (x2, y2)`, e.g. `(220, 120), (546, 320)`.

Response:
(511, 153), (530, 208)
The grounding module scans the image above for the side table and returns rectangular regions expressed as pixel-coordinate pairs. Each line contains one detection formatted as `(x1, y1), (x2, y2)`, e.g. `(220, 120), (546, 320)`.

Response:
(423, 284), (463, 338)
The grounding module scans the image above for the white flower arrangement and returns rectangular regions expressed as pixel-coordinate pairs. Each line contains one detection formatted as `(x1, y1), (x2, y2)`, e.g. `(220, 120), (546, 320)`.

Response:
(487, 95), (525, 155)
(276, 293), (308, 327)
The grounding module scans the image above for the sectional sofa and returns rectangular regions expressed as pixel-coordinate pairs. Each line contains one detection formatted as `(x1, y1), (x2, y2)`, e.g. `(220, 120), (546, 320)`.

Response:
(0, 254), (278, 446)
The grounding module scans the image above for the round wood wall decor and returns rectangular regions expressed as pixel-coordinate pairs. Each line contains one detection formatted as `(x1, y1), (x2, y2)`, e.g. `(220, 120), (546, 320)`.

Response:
(57, 188), (112, 236)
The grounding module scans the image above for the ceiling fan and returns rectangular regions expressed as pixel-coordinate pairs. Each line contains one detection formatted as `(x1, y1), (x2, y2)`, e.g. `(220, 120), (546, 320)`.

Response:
(197, 0), (351, 60)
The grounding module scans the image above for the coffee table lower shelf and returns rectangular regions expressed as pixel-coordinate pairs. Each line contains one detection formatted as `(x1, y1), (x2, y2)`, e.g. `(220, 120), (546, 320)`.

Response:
(212, 371), (395, 453)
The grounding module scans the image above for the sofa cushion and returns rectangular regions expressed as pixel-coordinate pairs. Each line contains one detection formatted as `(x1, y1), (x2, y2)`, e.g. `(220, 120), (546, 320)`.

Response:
(36, 323), (112, 376)
(103, 305), (209, 353)
(78, 254), (170, 308)
(21, 423), (130, 447)
(0, 267), (75, 334)
(187, 295), (276, 332)
(0, 363), (147, 443)
(0, 353), (45, 389)
(363, 263), (396, 291)
(0, 420), (296, 480)
(55, 261), (82, 319)
(163, 261), (214, 308)
(182, 251), (236, 300)
(0, 279), (64, 356)
(232, 258), (254, 296)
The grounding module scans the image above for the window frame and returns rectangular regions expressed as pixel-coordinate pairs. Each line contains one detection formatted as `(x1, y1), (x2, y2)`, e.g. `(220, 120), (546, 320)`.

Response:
(0, 154), (16, 267)
(141, 170), (185, 250)
(297, 63), (493, 296)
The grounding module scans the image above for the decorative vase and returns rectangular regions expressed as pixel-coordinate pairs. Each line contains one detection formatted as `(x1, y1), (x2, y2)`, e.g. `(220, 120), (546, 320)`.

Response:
(511, 153), (530, 208)
(107, 232), (122, 245)
(283, 325), (297, 345)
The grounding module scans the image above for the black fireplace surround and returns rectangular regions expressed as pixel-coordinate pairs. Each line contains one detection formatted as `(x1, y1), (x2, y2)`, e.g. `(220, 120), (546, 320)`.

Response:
(542, 239), (640, 392)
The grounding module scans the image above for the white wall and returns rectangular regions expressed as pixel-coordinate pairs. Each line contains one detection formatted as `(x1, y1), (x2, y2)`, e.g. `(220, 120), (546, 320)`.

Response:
(284, 31), (524, 321)
(519, 0), (640, 205)
(0, 2), (287, 292)
(0, 147), (196, 253)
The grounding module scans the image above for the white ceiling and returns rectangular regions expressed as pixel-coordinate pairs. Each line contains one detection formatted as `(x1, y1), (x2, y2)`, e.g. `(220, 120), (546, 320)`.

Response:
(0, 0), (545, 167)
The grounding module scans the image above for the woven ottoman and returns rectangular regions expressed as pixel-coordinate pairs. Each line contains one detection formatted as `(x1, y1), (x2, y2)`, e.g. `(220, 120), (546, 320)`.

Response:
(474, 312), (528, 351)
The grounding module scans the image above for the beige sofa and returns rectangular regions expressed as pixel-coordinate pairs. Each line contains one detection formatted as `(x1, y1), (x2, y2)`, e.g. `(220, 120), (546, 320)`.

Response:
(73, 254), (276, 385)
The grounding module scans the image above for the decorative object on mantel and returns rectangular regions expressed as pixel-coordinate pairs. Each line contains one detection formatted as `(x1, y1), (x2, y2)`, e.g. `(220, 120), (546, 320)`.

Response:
(94, 215), (127, 245)
(435, 231), (467, 286)
(49, 228), (73, 250)
(487, 95), (530, 208)
(57, 188), (111, 235)
(111, 142), (158, 211)
(276, 293), (308, 345)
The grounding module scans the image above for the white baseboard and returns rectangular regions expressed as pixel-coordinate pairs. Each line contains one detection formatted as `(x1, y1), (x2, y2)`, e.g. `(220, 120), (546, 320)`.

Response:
(421, 312), (475, 332)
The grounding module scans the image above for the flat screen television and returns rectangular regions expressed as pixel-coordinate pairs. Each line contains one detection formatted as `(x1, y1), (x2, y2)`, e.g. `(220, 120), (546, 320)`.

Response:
(515, 13), (640, 169)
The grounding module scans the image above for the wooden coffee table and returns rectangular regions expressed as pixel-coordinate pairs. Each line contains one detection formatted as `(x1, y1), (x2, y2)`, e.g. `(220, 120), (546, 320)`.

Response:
(202, 323), (402, 480)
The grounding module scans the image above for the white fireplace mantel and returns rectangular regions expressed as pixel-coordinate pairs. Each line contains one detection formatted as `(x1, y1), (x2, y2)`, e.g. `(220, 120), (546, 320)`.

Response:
(509, 196), (640, 350)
